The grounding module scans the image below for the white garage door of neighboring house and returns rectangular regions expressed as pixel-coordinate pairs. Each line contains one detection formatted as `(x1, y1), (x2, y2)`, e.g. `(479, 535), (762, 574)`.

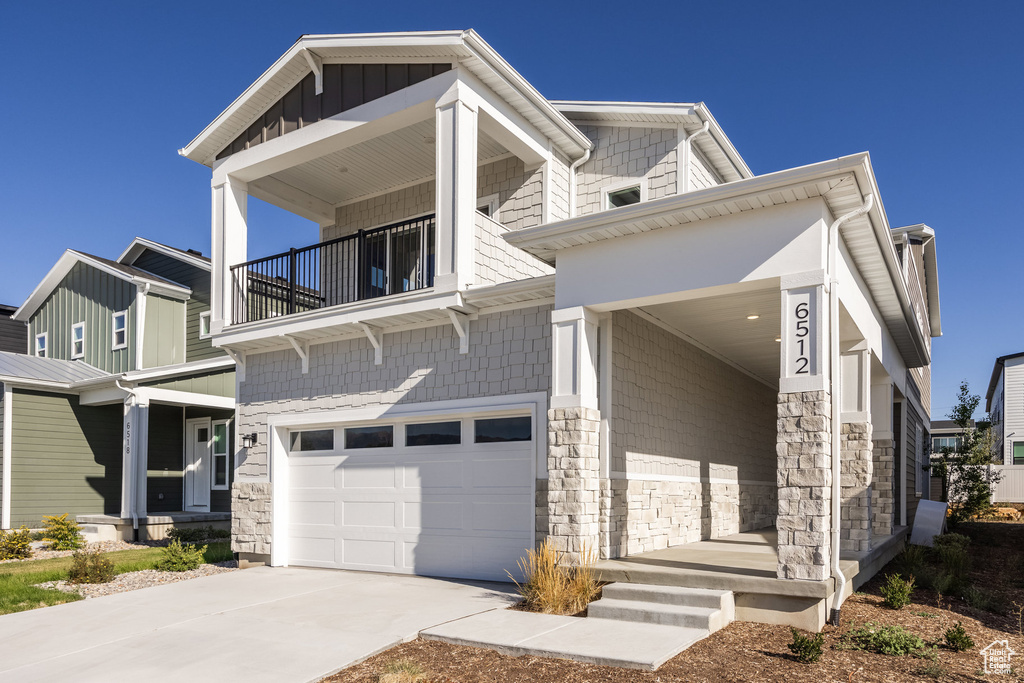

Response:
(285, 413), (535, 582)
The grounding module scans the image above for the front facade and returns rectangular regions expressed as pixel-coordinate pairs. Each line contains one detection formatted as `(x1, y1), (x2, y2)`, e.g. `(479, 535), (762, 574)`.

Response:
(0, 239), (235, 536)
(182, 31), (941, 628)
(987, 352), (1024, 466)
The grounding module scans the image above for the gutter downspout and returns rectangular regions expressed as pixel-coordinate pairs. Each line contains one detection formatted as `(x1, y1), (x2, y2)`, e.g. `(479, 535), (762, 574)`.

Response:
(115, 379), (139, 540)
(828, 192), (875, 626)
(679, 121), (711, 193)
(567, 147), (592, 218)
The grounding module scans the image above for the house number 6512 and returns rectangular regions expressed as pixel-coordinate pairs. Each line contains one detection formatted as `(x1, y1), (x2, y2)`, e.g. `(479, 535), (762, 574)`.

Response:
(793, 301), (810, 374)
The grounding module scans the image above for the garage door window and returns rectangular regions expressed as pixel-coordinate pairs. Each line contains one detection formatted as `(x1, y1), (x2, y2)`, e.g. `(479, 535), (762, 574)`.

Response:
(474, 416), (532, 443)
(345, 425), (394, 449)
(406, 421), (461, 446)
(290, 429), (335, 452)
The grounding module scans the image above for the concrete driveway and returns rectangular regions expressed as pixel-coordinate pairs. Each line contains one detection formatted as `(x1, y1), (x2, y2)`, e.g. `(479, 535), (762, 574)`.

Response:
(0, 566), (517, 683)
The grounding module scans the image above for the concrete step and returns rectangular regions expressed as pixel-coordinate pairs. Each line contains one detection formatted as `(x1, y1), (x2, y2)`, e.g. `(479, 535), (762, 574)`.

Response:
(588, 598), (728, 632)
(602, 583), (734, 613)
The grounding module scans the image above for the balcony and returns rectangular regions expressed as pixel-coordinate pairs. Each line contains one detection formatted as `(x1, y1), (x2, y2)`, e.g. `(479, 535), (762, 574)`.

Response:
(230, 215), (435, 325)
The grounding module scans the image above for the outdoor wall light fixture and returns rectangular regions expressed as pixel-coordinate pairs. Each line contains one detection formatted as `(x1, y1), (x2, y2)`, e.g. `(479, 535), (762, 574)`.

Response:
(241, 433), (258, 449)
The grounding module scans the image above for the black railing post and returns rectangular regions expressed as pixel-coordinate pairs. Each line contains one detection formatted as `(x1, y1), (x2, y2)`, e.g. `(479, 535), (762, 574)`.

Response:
(288, 247), (297, 316)
(356, 229), (366, 301)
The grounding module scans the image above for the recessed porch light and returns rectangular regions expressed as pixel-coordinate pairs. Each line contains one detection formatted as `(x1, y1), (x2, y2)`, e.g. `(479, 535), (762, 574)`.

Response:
(775, 337), (781, 342)
(746, 314), (760, 320)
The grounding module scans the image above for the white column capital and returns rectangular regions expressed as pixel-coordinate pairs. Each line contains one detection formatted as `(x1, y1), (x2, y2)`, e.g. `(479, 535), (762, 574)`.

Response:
(551, 307), (600, 411)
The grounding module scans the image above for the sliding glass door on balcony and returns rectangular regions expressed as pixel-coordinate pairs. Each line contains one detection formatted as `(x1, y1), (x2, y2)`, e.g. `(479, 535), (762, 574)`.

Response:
(231, 215), (435, 324)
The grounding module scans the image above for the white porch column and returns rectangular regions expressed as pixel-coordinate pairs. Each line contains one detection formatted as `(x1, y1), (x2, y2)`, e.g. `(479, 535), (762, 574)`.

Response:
(547, 307), (601, 564)
(776, 277), (833, 581)
(434, 84), (478, 292)
(211, 176), (248, 333)
(120, 393), (150, 521)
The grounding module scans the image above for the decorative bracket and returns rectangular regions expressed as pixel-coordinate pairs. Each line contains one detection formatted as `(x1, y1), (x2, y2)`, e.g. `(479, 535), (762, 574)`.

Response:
(301, 48), (323, 95)
(360, 323), (383, 365)
(222, 348), (246, 383)
(283, 335), (309, 374)
(447, 309), (470, 354)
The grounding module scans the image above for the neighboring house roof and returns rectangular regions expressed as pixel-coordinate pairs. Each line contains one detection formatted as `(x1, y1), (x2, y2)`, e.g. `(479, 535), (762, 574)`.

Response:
(931, 419), (974, 432)
(179, 30), (593, 167)
(551, 100), (752, 183)
(986, 351), (1024, 411)
(505, 152), (933, 369)
(0, 305), (16, 316)
(0, 351), (109, 386)
(12, 250), (193, 322)
(118, 237), (211, 270)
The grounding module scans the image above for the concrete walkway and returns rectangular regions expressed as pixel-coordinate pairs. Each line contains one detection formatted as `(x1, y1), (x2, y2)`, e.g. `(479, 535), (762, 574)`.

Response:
(0, 567), (516, 683)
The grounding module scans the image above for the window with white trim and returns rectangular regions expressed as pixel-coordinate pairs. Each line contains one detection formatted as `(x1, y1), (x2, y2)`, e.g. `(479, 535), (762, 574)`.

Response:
(477, 193), (500, 220)
(34, 332), (47, 358)
(111, 310), (127, 350)
(603, 181), (647, 210)
(199, 311), (212, 339)
(71, 322), (85, 359)
(211, 420), (230, 490)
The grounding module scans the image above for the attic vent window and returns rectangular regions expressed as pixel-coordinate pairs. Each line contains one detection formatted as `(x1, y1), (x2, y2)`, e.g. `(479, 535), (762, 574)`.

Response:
(604, 182), (646, 210)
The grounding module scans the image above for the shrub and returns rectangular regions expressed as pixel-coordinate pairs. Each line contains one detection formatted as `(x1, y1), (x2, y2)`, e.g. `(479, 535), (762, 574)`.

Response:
(166, 525), (230, 544)
(962, 585), (1001, 613)
(880, 573), (915, 610)
(42, 513), (84, 550)
(787, 628), (824, 663)
(944, 621), (974, 651)
(893, 544), (928, 578)
(842, 623), (926, 655)
(932, 533), (971, 552)
(156, 539), (207, 572)
(507, 539), (600, 615)
(379, 658), (430, 683)
(0, 526), (33, 560)
(68, 551), (114, 584)
(935, 544), (971, 595)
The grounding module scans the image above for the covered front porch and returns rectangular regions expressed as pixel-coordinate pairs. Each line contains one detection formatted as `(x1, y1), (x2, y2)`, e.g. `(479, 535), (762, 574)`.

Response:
(593, 527), (908, 631)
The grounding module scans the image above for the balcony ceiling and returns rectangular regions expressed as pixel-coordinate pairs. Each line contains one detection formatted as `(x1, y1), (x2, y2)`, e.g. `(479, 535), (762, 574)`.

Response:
(268, 119), (511, 206)
(638, 287), (782, 387)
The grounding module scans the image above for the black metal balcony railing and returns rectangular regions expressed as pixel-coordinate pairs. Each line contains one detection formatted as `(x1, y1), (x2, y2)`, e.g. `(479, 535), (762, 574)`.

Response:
(230, 215), (435, 325)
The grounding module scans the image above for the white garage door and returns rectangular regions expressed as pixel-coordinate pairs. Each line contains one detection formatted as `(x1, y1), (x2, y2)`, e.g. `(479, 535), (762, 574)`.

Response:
(286, 413), (535, 582)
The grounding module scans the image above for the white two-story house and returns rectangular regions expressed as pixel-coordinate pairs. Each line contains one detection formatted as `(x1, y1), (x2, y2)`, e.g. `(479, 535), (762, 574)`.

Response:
(180, 30), (940, 631)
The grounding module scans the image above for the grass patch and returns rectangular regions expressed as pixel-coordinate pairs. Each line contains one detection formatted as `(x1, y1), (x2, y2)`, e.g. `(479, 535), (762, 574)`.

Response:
(0, 542), (231, 615)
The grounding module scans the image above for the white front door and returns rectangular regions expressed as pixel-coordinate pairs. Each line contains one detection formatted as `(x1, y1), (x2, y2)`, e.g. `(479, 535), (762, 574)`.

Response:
(185, 418), (212, 511)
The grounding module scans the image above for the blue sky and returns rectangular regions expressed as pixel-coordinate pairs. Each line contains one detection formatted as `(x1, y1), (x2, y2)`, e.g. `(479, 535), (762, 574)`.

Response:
(1, 1), (1021, 419)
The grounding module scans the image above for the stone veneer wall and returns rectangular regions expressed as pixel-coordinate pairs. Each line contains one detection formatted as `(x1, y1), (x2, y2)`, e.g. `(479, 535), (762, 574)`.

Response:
(605, 311), (777, 557)
(777, 390), (832, 581)
(546, 406), (601, 564)
(840, 422), (873, 553)
(574, 125), (678, 216)
(232, 482), (272, 556)
(872, 438), (895, 536)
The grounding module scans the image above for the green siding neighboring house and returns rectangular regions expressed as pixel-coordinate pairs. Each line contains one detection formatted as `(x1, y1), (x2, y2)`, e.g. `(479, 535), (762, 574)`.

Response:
(142, 294), (185, 368)
(28, 262), (136, 373)
(129, 248), (223, 362)
(141, 369), (235, 398)
(9, 389), (122, 528)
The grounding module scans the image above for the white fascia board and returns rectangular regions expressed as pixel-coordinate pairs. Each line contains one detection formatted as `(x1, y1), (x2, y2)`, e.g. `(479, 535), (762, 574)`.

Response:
(134, 387), (235, 410)
(693, 103), (753, 180)
(551, 100), (699, 118)
(456, 69), (549, 166)
(504, 153), (873, 254)
(122, 356), (235, 383)
(79, 385), (129, 406)
(118, 237), (211, 272)
(0, 376), (75, 392)
(460, 30), (591, 158)
(211, 71), (455, 185)
(212, 290), (467, 347)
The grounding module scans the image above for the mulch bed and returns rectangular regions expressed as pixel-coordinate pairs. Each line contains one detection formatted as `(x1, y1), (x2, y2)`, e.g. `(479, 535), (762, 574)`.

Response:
(325, 521), (1024, 682)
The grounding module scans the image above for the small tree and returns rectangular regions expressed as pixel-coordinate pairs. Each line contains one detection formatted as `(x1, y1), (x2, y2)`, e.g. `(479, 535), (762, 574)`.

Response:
(932, 381), (1000, 526)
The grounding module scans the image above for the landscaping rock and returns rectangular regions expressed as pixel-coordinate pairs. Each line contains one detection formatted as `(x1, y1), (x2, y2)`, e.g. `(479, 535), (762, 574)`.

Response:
(36, 561), (238, 598)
